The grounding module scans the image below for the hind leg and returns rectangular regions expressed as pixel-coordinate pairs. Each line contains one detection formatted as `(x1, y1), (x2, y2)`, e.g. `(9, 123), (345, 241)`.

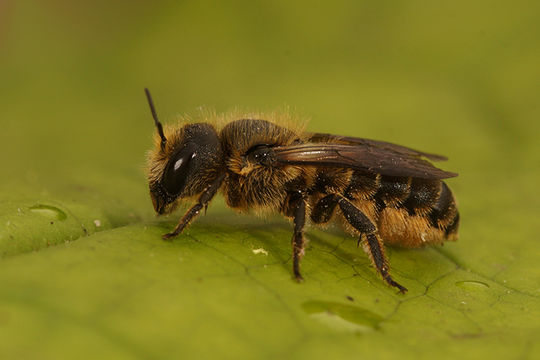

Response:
(337, 196), (407, 293)
(312, 194), (407, 293)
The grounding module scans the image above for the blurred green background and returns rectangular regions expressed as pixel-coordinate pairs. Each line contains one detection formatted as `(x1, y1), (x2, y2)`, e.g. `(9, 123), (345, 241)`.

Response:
(1, 1), (539, 359)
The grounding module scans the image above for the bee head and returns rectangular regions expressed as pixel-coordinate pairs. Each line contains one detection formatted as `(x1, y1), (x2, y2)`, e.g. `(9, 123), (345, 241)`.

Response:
(145, 89), (223, 214)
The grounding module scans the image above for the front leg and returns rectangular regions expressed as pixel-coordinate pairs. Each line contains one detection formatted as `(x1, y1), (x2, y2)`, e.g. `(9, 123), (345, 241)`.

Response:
(163, 173), (226, 240)
(283, 191), (307, 281)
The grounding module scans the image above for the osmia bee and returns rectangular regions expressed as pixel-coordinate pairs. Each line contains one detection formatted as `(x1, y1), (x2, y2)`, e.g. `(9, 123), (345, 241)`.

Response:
(145, 89), (459, 293)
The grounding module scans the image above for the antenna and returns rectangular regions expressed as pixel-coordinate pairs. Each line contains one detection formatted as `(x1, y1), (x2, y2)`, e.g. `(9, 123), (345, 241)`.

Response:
(144, 88), (167, 150)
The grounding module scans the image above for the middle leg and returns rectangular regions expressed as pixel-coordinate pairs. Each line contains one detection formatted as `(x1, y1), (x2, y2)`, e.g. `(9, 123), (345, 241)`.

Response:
(283, 191), (307, 282)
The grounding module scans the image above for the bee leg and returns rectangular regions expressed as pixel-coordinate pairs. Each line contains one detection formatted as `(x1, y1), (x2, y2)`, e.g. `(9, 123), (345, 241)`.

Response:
(337, 196), (408, 293)
(284, 192), (307, 282)
(162, 173), (226, 240)
(364, 233), (408, 294)
(310, 194), (339, 224)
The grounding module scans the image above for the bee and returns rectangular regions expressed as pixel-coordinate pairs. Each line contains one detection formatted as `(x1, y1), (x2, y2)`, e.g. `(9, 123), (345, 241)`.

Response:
(145, 89), (459, 293)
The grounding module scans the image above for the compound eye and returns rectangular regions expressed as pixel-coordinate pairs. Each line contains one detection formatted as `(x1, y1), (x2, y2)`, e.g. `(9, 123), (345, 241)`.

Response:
(162, 145), (196, 196)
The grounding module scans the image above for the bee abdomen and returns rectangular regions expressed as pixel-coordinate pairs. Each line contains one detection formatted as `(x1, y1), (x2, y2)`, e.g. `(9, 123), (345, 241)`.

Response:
(314, 169), (353, 194)
(428, 182), (457, 228)
(344, 172), (379, 200)
(311, 171), (459, 247)
(444, 212), (460, 238)
(372, 176), (411, 209)
(370, 176), (459, 247)
(402, 178), (441, 216)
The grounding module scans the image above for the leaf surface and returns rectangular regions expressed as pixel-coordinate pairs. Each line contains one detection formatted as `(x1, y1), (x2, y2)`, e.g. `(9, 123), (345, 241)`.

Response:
(1, 1), (539, 359)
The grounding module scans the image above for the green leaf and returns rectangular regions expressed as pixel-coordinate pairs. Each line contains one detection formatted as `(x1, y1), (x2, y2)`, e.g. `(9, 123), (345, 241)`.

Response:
(1, 1), (539, 359)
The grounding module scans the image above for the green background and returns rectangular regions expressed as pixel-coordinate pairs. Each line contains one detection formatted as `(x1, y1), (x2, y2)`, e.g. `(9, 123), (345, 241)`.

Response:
(1, 1), (539, 359)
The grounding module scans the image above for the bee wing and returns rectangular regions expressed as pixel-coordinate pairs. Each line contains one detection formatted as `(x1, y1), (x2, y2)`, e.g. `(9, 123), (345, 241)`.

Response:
(272, 142), (457, 179)
(306, 132), (449, 161)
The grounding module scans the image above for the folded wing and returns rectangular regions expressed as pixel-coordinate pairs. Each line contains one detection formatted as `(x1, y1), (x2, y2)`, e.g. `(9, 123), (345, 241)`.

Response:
(273, 133), (457, 179)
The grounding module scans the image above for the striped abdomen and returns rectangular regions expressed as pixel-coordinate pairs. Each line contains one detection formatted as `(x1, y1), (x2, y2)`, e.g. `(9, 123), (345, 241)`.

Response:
(314, 170), (460, 248)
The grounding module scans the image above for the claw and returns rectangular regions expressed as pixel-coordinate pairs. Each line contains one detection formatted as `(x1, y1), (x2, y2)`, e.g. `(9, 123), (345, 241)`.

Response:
(385, 276), (408, 294)
(162, 232), (176, 241)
